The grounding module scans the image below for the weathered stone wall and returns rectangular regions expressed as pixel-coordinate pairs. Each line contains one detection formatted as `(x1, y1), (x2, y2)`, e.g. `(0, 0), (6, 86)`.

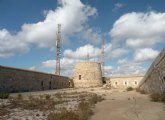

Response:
(0, 65), (70, 93)
(138, 48), (165, 94)
(74, 62), (103, 88)
(110, 76), (143, 89)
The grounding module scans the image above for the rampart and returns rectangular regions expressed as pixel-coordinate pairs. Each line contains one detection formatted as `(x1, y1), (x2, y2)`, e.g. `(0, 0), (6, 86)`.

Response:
(138, 47), (165, 93)
(0, 65), (70, 93)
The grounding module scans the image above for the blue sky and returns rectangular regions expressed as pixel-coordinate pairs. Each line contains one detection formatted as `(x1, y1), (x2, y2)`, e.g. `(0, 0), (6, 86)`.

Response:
(0, 0), (165, 76)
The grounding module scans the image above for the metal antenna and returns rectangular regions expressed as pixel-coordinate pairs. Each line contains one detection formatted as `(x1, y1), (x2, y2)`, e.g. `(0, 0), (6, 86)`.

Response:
(55, 24), (61, 75)
(87, 45), (89, 61)
(101, 37), (105, 77)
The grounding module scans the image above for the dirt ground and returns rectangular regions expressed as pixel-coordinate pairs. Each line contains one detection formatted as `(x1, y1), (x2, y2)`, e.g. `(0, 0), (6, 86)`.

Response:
(90, 89), (165, 120)
(9, 88), (165, 120)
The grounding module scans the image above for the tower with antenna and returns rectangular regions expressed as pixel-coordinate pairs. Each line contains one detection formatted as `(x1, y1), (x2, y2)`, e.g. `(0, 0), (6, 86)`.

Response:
(55, 24), (61, 75)
(101, 37), (105, 77)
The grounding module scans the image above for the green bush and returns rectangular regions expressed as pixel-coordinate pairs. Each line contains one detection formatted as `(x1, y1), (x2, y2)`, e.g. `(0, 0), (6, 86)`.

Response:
(0, 93), (9, 99)
(126, 87), (133, 91)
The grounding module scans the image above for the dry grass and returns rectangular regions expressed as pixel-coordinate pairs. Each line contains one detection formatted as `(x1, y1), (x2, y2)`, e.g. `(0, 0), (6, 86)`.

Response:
(0, 91), (104, 120)
(0, 93), (10, 99)
(126, 87), (133, 91)
(150, 93), (165, 102)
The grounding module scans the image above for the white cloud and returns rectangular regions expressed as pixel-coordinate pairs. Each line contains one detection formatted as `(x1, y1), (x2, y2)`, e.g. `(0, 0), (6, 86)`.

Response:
(117, 58), (128, 64)
(41, 58), (80, 76)
(134, 48), (159, 62)
(110, 48), (129, 59)
(0, 0), (99, 58)
(112, 59), (146, 76)
(0, 29), (29, 58)
(110, 11), (165, 48)
(112, 2), (125, 11)
(64, 44), (101, 59)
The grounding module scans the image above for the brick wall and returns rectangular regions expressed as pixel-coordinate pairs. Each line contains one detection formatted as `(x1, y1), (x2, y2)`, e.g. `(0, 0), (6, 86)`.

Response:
(0, 65), (70, 93)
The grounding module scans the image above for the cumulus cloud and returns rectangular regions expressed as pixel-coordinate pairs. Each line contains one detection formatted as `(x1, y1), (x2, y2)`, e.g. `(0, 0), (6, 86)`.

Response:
(0, 0), (100, 58)
(64, 44), (100, 59)
(110, 11), (165, 48)
(0, 29), (29, 58)
(134, 48), (159, 62)
(41, 58), (80, 76)
(110, 48), (129, 59)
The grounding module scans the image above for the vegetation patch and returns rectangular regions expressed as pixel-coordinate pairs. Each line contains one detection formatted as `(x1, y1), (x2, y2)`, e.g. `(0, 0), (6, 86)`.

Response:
(126, 87), (133, 91)
(0, 93), (9, 99)
(150, 93), (165, 103)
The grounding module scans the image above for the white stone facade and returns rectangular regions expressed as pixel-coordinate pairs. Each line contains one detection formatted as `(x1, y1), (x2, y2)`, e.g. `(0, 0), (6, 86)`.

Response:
(73, 62), (103, 88)
(110, 76), (143, 89)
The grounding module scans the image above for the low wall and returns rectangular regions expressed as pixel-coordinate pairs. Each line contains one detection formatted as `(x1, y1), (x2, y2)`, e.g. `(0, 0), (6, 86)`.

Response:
(138, 48), (165, 94)
(110, 75), (143, 89)
(0, 65), (70, 93)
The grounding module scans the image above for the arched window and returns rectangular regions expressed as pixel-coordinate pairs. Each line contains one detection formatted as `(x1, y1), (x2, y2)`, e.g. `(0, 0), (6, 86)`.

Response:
(134, 81), (138, 85)
(124, 81), (128, 85)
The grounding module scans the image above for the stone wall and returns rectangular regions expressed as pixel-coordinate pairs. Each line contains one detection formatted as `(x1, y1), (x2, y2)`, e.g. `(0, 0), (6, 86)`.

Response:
(110, 76), (143, 89)
(0, 65), (70, 93)
(138, 48), (165, 94)
(74, 62), (103, 88)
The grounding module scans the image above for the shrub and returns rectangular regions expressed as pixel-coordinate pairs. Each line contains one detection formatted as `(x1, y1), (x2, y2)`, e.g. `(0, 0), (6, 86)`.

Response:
(0, 93), (9, 99)
(45, 94), (51, 100)
(48, 110), (79, 120)
(150, 93), (160, 102)
(126, 87), (133, 91)
(78, 101), (93, 120)
(160, 93), (165, 102)
(150, 93), (165, 103)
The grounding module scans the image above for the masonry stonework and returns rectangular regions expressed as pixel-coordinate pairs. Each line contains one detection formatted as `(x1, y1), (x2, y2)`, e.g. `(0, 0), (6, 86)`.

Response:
(110, 76), (143, 89)
(73, 62), (103, 88)
(138, 48), (165, 94)
(0, 65), (70, 93)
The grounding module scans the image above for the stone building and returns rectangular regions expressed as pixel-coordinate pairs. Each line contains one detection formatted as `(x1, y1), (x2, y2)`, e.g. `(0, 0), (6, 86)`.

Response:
(73, 62), (103, 88)
(138, 47), (165, 94)
(110, 75), (143, 89)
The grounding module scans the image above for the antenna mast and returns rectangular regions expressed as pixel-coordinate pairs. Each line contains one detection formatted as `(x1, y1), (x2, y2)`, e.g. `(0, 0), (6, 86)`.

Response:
(101, 37), (105, 77)
(55, 24), (61, 75)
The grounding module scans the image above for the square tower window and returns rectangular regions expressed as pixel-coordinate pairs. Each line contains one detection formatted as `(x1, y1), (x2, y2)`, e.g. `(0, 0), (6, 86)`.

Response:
(79, 75), (81, 80)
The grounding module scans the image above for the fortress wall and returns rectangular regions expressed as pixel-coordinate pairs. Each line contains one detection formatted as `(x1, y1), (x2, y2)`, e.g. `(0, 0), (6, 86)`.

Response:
(0, 65), (70, 93)
(74, 62), (103, 88)
(110, 76), (143, 89)
(138, 48), (165, 94)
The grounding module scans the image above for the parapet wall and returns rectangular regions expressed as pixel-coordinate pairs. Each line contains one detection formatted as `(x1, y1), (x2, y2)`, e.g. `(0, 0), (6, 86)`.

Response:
(110, 75), (143, 89)
(0, 65), (70, 93)
(138, 47), (165, 93)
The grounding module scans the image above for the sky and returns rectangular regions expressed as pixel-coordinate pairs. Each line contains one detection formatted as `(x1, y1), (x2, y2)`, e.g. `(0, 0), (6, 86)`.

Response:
(0, 0), (165, 76)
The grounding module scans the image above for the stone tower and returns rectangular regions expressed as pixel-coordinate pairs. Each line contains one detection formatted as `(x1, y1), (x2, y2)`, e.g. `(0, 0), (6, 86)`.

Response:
(73, 62), (103, 88)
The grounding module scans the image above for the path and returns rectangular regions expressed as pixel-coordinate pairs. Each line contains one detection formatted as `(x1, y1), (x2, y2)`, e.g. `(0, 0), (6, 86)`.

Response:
(90, 90), (165, 120)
